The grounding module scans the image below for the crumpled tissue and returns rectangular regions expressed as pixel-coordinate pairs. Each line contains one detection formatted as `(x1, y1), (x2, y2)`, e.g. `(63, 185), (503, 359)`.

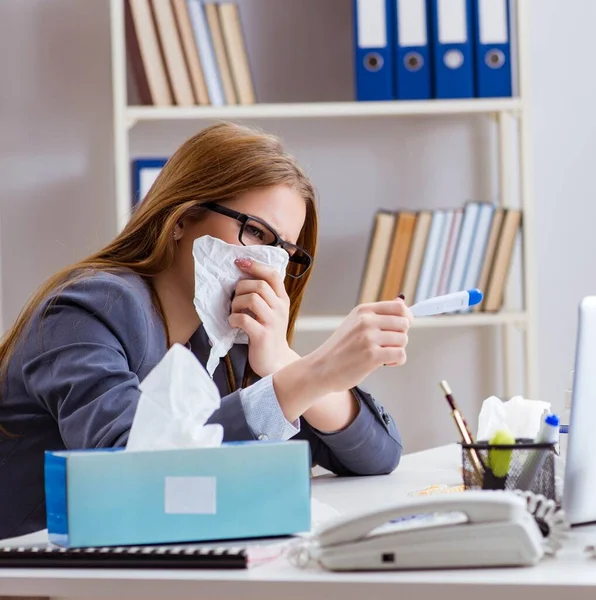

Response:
(477, 395), (551, 441)
(126, 343), (224, 451)
(192, 235), (289, 377)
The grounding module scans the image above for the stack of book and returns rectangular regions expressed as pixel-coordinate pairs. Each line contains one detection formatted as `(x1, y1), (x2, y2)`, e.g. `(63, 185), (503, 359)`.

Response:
(126, 0), (256, 106)
(358, 202), (522, 313)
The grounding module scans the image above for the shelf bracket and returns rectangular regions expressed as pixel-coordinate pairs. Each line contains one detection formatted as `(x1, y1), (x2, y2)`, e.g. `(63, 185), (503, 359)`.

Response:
(126, 115), (138, 130)
(489, 107), (522, 123)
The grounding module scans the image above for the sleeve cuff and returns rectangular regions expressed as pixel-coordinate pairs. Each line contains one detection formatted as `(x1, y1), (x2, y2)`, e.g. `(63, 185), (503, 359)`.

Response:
(239, 375), (300, 441)
(311, 392), (376, 452)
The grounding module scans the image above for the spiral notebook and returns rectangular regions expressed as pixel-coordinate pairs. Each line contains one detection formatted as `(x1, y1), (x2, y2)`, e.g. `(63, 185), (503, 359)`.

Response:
(0, 541), (286, 569)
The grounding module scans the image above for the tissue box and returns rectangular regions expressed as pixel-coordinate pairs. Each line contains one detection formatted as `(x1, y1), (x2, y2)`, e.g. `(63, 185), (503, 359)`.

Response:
(45, 440), (311, 548)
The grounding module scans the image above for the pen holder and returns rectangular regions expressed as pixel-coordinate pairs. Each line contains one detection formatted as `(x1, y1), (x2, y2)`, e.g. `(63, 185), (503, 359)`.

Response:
(461, 441), (556, 500)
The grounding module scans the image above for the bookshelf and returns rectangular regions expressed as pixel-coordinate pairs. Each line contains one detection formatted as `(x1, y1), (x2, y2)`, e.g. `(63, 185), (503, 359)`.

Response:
(125, 98), (523, 127)
(295, 312), (528, 334)
(109, 0), (537, 400)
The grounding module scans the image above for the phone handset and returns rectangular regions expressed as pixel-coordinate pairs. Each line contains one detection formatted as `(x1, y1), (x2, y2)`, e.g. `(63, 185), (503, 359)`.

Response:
(316, 490), (527, 548)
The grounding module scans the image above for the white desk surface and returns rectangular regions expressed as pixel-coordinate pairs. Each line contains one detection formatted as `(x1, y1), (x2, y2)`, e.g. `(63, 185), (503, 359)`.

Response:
(2, 444), (596, 600)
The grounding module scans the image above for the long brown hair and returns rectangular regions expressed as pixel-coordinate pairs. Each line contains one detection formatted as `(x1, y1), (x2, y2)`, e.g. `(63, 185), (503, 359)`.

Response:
(0, 122), (317, 419)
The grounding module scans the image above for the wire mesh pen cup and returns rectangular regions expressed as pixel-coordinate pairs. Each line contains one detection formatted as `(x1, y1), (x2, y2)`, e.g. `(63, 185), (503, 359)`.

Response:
(461, 441), (556, 500)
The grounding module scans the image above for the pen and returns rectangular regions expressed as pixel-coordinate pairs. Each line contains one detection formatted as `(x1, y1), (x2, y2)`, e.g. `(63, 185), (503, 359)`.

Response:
(439, 380), (485, 483)
(411, 289), (483, 317)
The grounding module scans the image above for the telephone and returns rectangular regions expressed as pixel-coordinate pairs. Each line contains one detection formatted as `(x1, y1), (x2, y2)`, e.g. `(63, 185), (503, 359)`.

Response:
(296, 491), (546, 571)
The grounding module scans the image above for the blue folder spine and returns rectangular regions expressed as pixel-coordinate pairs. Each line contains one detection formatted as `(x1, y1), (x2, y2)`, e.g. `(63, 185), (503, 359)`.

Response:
(472, 0), (512, 97)
(428, 0), (475, 99)
(131, 158), (168, 206)
(353, 0), (395, 101)
(394, 0), (432, 100)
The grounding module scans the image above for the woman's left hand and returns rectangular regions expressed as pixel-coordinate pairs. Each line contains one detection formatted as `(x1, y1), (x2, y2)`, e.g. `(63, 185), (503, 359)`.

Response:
(229, 258), (298, 377)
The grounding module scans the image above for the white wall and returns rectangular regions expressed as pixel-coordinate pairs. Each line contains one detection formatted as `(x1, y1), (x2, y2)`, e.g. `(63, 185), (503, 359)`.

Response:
(0, 0), (593, 453)
(526, 1), (596, 414)
(0, 0), (117, 324)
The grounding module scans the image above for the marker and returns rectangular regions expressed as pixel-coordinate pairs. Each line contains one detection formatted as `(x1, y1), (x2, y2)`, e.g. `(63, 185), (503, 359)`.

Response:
(516, 413), (560, 491)
(410, 289), (483, 317)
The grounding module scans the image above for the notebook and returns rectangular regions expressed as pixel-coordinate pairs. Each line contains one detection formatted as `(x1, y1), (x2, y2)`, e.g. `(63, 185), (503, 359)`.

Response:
(0, 540), (286, 569)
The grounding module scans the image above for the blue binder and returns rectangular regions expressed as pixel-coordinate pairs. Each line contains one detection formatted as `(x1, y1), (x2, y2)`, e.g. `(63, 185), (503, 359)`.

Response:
(428, 0), (475, 98)
(353, 0), (395, 101)
(131, 158), (167, 206)
(472, 0), (512, 97)
(394, 0), (431, 99)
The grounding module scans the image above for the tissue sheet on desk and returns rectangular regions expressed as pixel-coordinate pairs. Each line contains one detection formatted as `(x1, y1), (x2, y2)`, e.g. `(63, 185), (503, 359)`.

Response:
(126, 344), (223, 451)
(192, 235), (289, 376)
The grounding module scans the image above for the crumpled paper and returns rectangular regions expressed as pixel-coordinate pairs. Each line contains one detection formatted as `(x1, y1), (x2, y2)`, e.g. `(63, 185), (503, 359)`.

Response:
(126, 343), (224, 451)
(192, 235), (289, 376)
(477, 395), (551, 441)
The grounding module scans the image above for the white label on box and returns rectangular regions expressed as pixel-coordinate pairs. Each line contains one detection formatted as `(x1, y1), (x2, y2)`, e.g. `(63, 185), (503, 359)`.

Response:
(479, 0), (508, 44)
(357, 0), (387, 48)
(398, 0), (427, 47)
(164, 476), (217, 515)
(438, 0), (467, 44)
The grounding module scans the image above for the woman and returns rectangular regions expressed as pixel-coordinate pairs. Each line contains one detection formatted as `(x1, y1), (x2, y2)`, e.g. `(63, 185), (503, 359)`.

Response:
(0, 122), (412, 539)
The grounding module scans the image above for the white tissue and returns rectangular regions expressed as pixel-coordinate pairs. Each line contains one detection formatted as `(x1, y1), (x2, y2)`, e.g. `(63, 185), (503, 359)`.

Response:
(192, 235), (289, 376)
(126, 343), (224, 452)
(310, 498), (341, 530)
(477, 395), (551, 441)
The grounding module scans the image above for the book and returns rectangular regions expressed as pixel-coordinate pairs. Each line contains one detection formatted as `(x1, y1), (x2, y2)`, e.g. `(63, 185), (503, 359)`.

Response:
(150, 0), (195, 106)
(473, 207), (504, 312)
(186, 0), (226, 106)
(204, 2), (238, 104)
(428, 209), (454, 298)
(400, 210), (432, 302)
(218, 3), (256, 105)
(379, 211), (417, 301)
(356, 203), (522, 313)
(0, 541), (284, 569)
(358, 211), (396, 304)
(171, 0), (211, 105)
(446, 201), (481, 294)
(459, 202), (495, 310)
(415, 210), (445, 303)
(436, 208), (463, 296)
(125, 0), (173, 106)
(483, 209), (522, 312)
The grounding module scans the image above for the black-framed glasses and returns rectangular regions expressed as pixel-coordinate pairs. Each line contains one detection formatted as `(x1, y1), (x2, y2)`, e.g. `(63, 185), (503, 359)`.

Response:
(203, 203), (313, 279)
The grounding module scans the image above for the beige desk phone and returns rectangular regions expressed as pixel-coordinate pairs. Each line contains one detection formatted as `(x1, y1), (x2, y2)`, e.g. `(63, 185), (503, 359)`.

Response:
(306, 491), (545, 571)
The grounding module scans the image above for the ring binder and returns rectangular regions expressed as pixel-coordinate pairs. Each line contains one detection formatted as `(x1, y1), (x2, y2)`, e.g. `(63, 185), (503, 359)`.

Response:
(0, 541), (282, 569)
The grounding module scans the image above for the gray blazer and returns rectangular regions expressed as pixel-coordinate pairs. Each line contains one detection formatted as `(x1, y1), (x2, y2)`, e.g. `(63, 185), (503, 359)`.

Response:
(0, 270), (402, 539)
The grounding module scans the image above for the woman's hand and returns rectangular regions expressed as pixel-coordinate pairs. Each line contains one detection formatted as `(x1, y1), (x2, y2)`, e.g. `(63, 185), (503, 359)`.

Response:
(228, 258), (297, 377)
(306, 298), (413, 395)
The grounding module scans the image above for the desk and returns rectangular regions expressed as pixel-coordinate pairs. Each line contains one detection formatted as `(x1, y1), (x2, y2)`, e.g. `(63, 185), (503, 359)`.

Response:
(1, 444), (596, 600)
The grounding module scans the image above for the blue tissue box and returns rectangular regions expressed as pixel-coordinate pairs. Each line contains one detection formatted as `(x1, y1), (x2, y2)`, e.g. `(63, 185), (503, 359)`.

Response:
(44, 440), (311, 548)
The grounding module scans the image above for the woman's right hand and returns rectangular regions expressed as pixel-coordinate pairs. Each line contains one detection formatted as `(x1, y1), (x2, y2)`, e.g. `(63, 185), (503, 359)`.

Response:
(307, 299), (413, 395)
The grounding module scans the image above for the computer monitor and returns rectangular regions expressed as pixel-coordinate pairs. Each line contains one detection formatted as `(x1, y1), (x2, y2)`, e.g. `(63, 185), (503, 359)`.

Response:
(563, 296), (596, 525)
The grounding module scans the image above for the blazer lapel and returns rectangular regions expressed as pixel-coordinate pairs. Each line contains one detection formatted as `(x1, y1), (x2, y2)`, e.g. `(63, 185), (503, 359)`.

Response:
(189, 325), (249, 393)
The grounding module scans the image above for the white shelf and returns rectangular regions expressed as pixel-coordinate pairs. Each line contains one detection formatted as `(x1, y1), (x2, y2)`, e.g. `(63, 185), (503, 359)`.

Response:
(295, 312), (528, 333)
(126, 98), (523, 127)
